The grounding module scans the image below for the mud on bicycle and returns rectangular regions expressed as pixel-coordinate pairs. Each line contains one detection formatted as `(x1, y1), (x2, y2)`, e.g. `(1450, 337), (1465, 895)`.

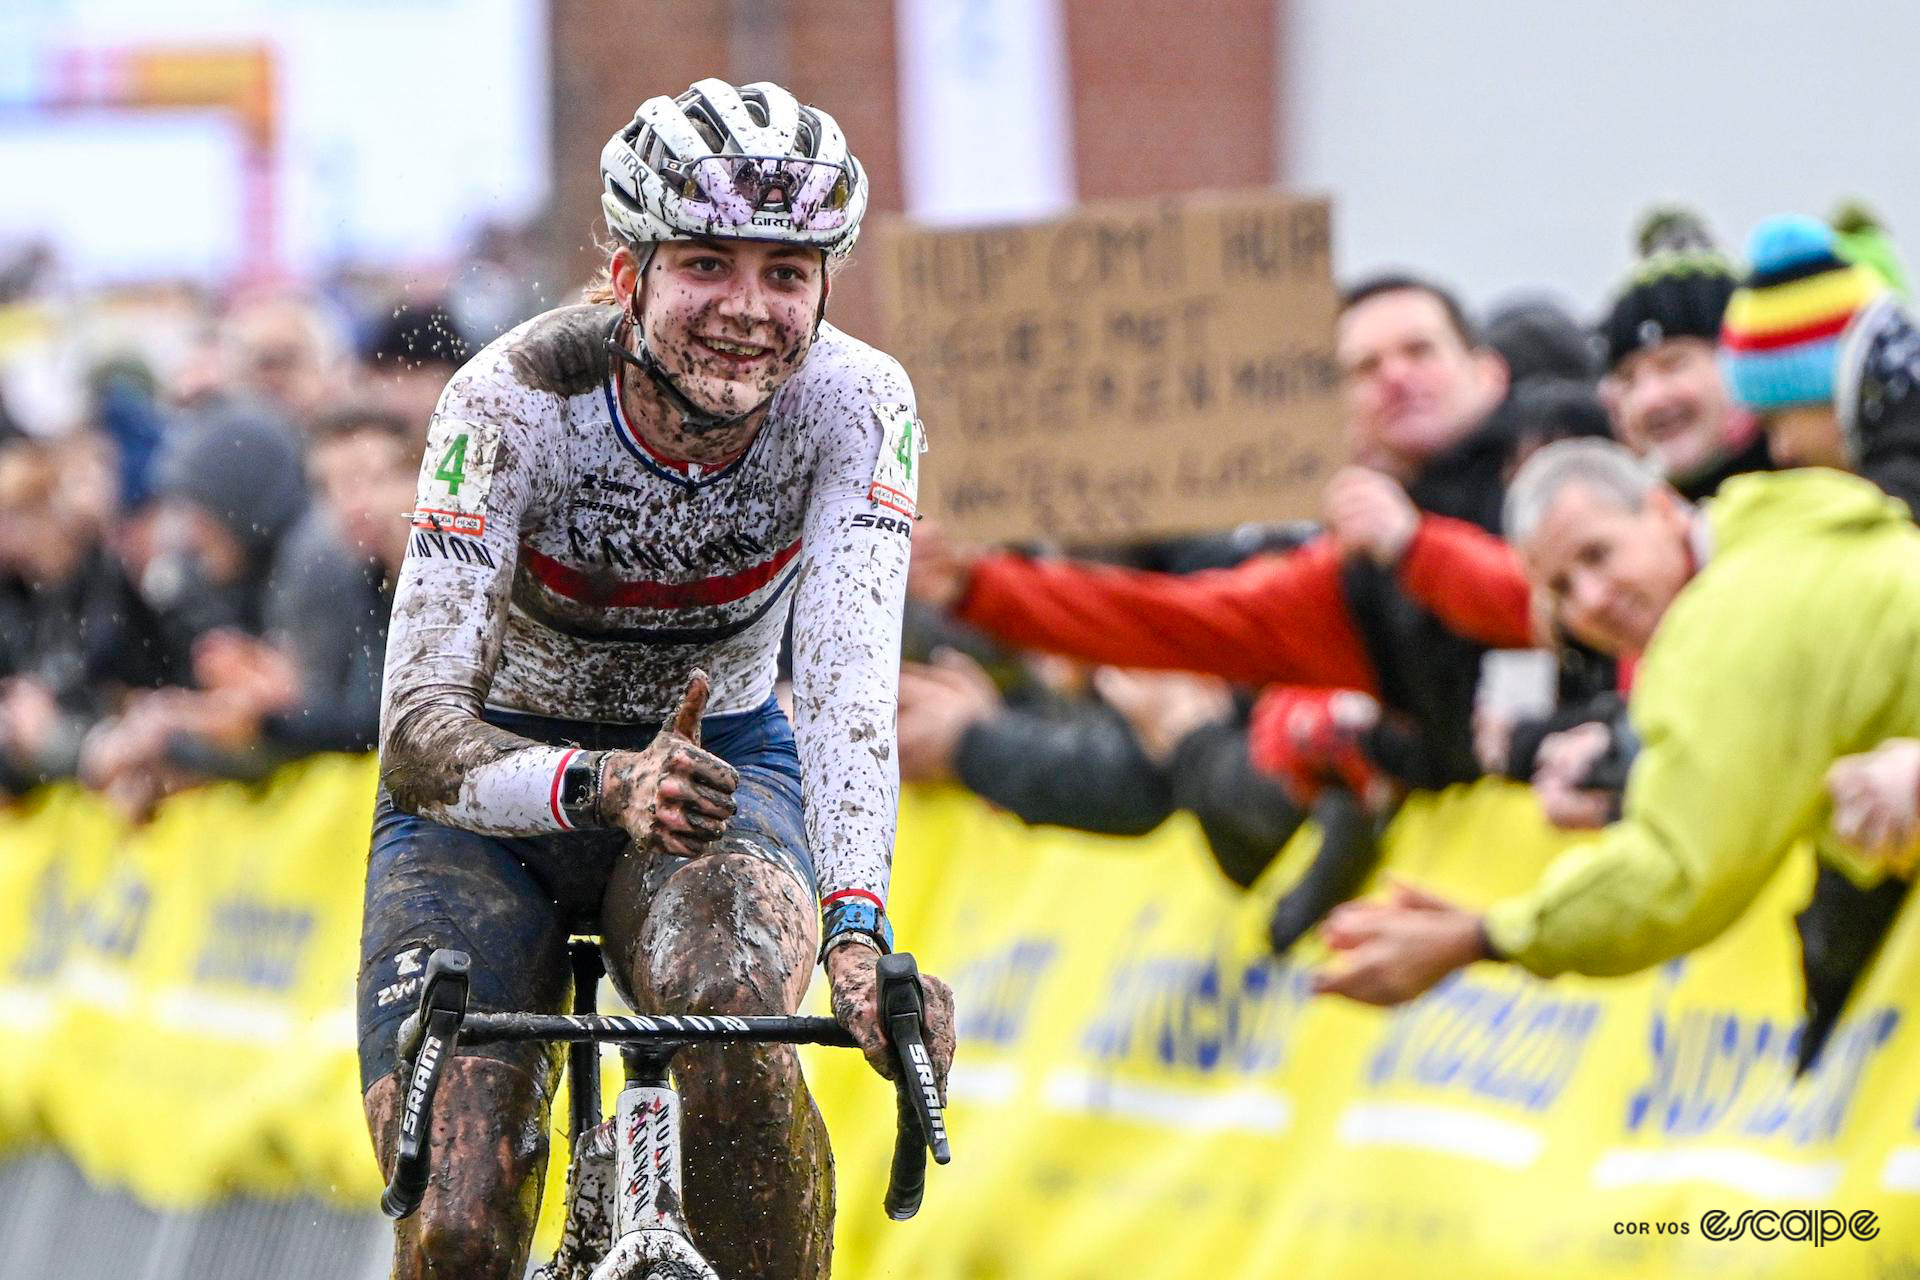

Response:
(381, 942), (951, 1280)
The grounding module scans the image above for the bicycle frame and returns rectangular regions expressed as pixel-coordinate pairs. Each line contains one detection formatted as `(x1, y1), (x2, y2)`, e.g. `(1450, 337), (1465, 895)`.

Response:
(381, 946), (950, 1280)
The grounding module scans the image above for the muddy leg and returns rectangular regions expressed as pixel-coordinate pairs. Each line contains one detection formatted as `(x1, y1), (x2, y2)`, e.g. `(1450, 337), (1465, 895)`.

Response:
(602, 850), (831, 1280)
(365, 1056), (550, 1279)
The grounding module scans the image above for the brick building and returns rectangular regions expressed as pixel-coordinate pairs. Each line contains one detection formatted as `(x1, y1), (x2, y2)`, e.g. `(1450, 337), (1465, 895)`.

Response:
(544, 0), (1283, 340)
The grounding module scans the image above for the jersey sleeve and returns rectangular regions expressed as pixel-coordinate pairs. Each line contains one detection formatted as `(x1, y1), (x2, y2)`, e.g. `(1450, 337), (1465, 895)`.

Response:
(377, 359), (578, 834)
(788, 351), (921, 911)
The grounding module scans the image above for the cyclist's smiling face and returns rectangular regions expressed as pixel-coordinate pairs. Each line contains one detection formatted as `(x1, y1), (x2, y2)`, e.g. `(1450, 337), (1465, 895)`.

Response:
(628, 238), (825, 424)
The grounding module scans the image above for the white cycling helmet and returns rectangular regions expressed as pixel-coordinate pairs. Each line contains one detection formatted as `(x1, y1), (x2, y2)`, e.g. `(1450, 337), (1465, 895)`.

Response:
(600, 78), (868, 265)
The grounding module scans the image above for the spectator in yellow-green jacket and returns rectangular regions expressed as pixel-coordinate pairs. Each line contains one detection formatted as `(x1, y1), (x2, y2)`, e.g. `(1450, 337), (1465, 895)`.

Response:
(1312, 439), (1920, 1006)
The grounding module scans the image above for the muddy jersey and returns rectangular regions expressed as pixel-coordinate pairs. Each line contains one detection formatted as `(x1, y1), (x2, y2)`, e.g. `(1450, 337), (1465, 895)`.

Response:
(378, 304), (923, 908)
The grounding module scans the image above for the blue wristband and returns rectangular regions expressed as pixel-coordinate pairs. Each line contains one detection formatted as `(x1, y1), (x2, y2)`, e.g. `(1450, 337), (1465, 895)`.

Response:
(821, 899), (893, 960)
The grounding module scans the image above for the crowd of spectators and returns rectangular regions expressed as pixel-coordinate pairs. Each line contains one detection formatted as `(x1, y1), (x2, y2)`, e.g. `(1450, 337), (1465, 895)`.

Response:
(0, 225), (546, 815)
(895, 203), (1920, 1065)
(5, 201), (1920, 1065)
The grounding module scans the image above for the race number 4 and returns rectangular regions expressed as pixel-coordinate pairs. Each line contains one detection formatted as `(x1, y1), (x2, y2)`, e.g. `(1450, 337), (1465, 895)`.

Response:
(869, 403), (925, 518)
(412, 415), (499, 539)
(434, 433), (470, 495)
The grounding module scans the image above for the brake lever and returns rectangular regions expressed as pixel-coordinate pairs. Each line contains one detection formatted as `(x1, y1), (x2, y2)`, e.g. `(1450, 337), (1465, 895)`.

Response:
(381, 948), (471, 1220)
(876, 952), (951, 1221)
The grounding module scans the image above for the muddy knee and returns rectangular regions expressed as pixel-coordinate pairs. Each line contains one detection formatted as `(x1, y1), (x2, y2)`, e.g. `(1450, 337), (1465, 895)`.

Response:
(612, 851), (816, 1016)
(411, 1209), (532, 1278)
(604, 854), (835, 1280)
(366, 1056), (550, 1280)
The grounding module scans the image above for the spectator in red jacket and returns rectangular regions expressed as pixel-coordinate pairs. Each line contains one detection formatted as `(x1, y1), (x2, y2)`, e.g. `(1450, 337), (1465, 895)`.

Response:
(910, 274), (1537, 799)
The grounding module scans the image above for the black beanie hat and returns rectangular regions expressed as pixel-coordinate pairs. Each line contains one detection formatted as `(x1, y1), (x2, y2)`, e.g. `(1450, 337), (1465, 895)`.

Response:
(1599, 208), (1739, 372)
(155, 398), (310, 559)
(364, 299), (475, 372)
(1486, 298), (1602, 387)
(1505, 376), (1614, 447)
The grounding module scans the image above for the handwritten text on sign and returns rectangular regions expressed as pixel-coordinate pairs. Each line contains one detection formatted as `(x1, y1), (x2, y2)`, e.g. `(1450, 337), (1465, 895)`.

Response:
(880, 192), (1342, 543)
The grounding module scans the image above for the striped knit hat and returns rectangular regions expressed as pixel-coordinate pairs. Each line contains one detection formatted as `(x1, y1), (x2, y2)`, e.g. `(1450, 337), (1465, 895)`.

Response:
(1721, 214), (1887, 412)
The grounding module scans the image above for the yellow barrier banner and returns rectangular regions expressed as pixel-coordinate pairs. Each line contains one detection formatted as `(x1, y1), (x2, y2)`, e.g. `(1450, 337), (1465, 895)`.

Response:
(805, 782), (1919, 1279)
(2, 763), (1918, 1277)
(0, 758), (376, 1207)
(0, 783), (123, 1154)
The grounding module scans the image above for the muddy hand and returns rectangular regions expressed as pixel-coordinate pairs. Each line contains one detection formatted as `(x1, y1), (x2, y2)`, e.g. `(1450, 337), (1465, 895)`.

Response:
(598, 670), (740, 856)
(825, 944), (958, 1095)
(668, 668), (708, 744)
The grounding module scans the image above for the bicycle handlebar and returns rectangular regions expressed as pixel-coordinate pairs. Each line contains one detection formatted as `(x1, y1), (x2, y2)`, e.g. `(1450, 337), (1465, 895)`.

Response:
(380, 949), (470, 1219)
(876, 952), (951, 1219)
(380, 947), (952, 1224)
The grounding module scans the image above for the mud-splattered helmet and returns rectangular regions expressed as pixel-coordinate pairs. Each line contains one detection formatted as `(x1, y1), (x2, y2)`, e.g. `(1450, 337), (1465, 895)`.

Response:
(600, 78), (867, 264)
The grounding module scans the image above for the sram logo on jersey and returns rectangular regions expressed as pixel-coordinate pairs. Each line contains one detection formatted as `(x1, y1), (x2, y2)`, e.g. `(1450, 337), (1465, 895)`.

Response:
(848, 512), (912, 537)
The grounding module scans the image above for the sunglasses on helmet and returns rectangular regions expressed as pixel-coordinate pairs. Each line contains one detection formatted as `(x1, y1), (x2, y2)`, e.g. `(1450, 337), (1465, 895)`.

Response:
(662, 155), (854, 234)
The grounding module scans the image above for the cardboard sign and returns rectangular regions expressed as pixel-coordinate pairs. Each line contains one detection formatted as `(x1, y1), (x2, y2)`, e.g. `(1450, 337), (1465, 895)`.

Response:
(878, 190), (1342, 543)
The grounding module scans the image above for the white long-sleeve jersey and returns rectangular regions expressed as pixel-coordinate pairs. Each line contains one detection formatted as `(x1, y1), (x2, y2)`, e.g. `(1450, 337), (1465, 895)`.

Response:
(377, 304), (922, 908)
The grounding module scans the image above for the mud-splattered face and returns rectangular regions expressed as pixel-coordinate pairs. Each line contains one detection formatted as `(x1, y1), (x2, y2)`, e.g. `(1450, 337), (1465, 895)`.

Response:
(621, 239), (825, 427)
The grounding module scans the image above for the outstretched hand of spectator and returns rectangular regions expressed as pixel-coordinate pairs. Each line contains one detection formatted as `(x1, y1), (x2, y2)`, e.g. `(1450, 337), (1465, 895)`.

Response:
(0, 678), (62, 768)
(79, 692), (200, 822)
(1312, 879), (1491, 1006)
(177, 630), (306, 750)
(1091, 666), (1233, 764)
(906, 516), (985, 612)
(896, 648), (1002, 783)
(194, 630), (300, 711)
(1323, 466), (1420, 566)
(1828, 739), (1920, 871)
(1248, 686), (1395, 810)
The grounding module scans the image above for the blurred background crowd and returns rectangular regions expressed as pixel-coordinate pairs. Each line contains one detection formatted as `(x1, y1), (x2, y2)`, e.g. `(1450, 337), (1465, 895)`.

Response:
(7, 189), (1916, 1029)
(5, 202), (1909, 800)
(6, 0), (1920, 1020)
(0, 243), (540, 812)
(11, 2), (1920, 1274)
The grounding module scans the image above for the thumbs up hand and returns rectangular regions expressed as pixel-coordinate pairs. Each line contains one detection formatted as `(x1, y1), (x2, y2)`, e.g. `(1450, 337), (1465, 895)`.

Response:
(598, 669), (741, 856)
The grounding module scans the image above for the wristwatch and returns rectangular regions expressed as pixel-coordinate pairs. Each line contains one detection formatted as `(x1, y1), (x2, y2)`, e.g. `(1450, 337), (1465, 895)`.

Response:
(820, 896), (894, 963)
(558, 751), (607, 829)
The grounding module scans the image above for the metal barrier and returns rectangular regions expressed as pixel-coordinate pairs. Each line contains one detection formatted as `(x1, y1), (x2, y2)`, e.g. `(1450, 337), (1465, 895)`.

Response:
(0, 1152), (392, 1280)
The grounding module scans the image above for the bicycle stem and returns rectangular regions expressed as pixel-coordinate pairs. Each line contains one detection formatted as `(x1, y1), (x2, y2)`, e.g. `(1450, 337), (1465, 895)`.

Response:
(615, 1047), (690, 1239)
